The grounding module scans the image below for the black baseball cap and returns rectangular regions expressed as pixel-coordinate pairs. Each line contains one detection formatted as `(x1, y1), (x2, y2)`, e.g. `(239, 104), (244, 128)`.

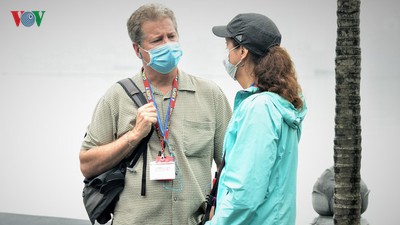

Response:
(212, 13), (281, 56)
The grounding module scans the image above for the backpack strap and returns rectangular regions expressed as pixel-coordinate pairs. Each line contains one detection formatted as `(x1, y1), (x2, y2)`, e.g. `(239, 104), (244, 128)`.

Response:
(117, 77), (153, 196)
(117, 78), (148, 107)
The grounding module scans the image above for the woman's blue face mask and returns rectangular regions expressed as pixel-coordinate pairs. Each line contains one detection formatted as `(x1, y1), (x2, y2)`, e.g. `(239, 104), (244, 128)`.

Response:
(223, 45), (241, 80)
(139, 42), (183, 74)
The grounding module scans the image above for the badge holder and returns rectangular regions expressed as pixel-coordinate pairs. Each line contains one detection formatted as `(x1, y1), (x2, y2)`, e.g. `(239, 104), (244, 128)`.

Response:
(150, 155), (176, 181)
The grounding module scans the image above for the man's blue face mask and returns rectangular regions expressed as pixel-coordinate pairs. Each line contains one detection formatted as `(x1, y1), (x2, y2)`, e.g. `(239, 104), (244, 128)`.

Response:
(139, 42), (183, 74)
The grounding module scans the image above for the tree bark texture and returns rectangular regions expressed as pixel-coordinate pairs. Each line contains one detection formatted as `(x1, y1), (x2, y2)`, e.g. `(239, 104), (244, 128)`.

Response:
(334, 0), (362, 225)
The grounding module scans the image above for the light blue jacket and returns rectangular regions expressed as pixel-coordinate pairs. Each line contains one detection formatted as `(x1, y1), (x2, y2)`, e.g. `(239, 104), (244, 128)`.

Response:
(206, 87), (307, 225)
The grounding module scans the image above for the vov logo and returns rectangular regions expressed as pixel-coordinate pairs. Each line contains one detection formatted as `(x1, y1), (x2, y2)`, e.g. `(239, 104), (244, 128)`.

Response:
(11, 11), (46, 27)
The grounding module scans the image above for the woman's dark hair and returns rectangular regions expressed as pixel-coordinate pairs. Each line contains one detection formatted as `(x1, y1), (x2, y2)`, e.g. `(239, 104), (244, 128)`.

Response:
(250, 46), (303, 109)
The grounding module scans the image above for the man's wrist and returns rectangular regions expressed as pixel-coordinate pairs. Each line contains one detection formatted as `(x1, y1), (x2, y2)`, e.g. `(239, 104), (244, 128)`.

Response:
(125, 131), (135, 148)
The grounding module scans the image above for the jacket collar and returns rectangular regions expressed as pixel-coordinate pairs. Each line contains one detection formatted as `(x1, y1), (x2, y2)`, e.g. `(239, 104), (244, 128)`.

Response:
(233, 86), (259, 109)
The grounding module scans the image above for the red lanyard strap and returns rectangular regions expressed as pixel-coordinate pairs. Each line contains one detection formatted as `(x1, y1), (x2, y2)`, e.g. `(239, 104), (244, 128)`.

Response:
(142, 72), (178, 153)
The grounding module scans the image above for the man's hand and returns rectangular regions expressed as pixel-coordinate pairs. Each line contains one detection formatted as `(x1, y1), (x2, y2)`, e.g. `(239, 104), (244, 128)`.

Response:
(132, 102), (157, 138)
(209, 206), (215, 220)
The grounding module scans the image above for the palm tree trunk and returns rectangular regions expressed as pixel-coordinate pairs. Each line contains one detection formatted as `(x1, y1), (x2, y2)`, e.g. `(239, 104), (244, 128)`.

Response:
(334, 0), (362, 225)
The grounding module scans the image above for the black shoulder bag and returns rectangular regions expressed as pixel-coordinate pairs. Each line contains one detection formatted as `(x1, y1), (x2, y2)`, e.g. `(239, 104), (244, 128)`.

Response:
(82, 78), (153, 225)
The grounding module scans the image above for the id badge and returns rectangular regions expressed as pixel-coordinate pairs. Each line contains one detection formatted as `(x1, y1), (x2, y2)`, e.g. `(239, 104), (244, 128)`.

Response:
(150, 156), (176, 181)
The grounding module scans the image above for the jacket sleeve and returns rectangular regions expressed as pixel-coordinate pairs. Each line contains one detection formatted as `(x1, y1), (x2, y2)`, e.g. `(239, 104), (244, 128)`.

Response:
(206, 97), (281, 225)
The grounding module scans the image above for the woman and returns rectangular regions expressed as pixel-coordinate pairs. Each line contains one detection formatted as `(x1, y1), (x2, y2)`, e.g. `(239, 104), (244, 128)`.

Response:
(206, 13), (307, 225)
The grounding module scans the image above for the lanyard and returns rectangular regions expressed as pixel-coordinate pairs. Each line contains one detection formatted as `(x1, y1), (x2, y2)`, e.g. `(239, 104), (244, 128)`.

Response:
(141, 72), (178, 155)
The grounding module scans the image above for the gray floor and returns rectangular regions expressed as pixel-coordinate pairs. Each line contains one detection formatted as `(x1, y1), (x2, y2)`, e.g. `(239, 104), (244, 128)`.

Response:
(0, 212), (111, 225)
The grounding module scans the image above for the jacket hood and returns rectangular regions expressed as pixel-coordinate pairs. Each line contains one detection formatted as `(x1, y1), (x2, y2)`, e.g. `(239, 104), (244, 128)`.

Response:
(265, 91), (307, 130)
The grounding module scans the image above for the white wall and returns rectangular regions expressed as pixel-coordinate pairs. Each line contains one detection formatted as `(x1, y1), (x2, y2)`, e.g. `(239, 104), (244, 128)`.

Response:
(0, 0), (399, 224)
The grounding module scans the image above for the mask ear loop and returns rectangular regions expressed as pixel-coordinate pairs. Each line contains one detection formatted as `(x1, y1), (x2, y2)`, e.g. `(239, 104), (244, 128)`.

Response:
(138, 45), (151, 65)
(225, 45), (240, 66)
(230, 45), (243, 68)
(235, 60), (243, 69)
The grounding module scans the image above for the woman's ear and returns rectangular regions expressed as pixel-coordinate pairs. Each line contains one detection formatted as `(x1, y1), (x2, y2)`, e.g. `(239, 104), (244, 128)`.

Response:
(240, 46), (249, 59)
(238, 46), (249, 66)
